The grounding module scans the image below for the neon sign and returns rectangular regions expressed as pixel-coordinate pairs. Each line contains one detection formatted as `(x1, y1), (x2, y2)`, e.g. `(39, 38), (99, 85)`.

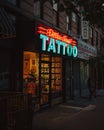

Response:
(37, 25), (78, 57)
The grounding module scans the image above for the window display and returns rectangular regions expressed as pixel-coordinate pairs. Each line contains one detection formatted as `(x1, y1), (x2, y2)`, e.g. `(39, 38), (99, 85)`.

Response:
(23, 52), (39, 97)
(51, 57), (62, 98)
(40, 62), (50, 105)
(23, 52), (62, 107)
(39, 54), (50, 105)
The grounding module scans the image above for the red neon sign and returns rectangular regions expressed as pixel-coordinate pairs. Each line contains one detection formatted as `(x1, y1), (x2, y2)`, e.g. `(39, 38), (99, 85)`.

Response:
(37, 25), (77, 46)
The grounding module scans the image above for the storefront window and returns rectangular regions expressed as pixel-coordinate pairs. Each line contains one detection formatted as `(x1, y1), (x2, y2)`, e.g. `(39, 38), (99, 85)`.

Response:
(23, 51), (39, 97)
(40, 55), (62, 105)
(51, 57), (62, 98)
(23, 52), (62, 107)
(39, 55), (50, 105)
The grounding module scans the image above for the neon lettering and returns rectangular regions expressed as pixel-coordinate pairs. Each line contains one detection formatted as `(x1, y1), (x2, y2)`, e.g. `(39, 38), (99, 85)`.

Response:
(37, 25), (77, 46)
(40, 34), (48, 51)
(38, 25), (78, 57)
(61, 42), (66, 55)
(47, 38), (56, 53)
(56, 40), (61, 54)
(73, 46), (78, 57)
(67, 44), (73, 56)
(39, 34), (78, 57)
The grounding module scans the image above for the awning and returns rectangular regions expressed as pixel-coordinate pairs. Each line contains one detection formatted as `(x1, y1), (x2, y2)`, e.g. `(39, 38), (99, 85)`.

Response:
(0, 7), (16, 38)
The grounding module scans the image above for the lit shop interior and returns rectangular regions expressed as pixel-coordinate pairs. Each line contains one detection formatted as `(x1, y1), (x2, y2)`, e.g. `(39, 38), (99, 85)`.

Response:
(23, 51), (62, 107)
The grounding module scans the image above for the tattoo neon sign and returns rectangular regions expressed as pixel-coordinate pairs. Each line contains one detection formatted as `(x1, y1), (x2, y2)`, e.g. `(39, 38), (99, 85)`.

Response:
(37, 25), (78, 57)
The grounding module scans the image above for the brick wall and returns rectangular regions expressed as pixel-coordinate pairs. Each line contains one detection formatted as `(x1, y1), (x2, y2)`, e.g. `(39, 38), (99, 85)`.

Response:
(43, 1), (67, 33)
(20, 0), (34, 17)
(43, 1), (53, 24)
(71, 21), (77, 37)
(59, 11), (67, 33)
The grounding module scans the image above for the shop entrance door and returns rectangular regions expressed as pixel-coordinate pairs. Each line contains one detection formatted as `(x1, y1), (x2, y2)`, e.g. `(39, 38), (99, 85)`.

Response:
(39, 54), (51, 108)
(65, 60), (73, 99)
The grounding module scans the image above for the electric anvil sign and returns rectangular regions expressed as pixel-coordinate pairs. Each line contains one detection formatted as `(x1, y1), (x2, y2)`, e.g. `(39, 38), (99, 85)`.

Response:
(37, 25), (78, 57)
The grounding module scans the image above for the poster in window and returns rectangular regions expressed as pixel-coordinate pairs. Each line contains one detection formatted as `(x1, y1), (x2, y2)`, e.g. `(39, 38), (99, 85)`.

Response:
(24, 54), (30, 75)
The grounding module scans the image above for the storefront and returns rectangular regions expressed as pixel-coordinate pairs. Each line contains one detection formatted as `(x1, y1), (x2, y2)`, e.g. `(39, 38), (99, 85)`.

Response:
(77, 39), (97, 97)
(0, 14), (78, 109)
(22, 22), (78, 109)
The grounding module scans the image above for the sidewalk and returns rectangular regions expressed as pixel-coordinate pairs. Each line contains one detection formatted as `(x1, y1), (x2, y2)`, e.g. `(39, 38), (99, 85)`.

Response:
(32, 89), (104, 130)
(96, 89), (104, 96)
(65, 88), (104, 107)
(32, 104), (81, 130)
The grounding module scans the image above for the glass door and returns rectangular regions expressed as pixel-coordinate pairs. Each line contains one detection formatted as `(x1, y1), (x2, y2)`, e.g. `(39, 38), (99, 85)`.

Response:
(51, 57), (62, 99)
(39, 54), (51, 107)
(39, 54), (62, 107)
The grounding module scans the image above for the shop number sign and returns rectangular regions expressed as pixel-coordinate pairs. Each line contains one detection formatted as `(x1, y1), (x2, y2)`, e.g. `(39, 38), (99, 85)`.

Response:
(37, 25), (78, 57)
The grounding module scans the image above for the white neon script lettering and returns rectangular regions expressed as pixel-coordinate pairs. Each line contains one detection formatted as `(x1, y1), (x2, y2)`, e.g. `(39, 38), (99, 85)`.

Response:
(40, 34), (78, 57)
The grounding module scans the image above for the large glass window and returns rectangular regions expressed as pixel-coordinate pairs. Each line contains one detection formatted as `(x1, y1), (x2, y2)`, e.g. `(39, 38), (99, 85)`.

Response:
(51, 57), (62, 98)
(23, 52), (39, 97)
(39, 54), (50, 106)
(23, 52), (62, 106)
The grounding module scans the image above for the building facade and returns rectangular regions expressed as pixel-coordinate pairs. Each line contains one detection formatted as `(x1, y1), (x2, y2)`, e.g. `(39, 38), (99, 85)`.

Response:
(0, 0), (103, 110)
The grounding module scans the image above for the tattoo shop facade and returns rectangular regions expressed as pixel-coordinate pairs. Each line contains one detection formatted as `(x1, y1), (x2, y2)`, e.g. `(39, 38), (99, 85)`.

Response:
(21, 20), (78, 110)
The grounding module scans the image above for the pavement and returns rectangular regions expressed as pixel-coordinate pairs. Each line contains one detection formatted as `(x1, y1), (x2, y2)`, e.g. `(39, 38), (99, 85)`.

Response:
(32, 89), (104, 130)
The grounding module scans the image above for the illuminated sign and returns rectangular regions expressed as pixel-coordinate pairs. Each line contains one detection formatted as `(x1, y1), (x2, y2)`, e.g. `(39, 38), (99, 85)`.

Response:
(37, 25), (78, 57)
